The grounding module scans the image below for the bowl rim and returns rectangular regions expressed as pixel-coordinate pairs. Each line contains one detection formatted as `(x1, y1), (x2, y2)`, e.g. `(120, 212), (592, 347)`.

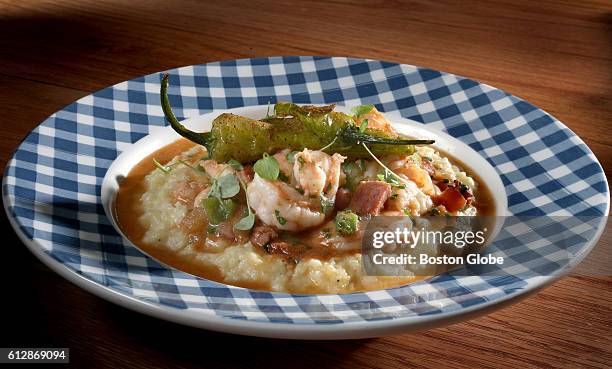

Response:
(100, 104), (509, 293)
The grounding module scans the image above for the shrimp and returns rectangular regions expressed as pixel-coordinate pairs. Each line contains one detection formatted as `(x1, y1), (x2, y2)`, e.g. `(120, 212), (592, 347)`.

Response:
(199, 159), (235, 179)
(247, 175), (324, 231)
(273, 149), (294, 181)
(293, 149), (345, 198)
(191, 159), (239, 208)
(388, 156), (435, 195)
(247, 149), (345, 231)
(385, 178), (432, 216)
(354, 107), (397, 136)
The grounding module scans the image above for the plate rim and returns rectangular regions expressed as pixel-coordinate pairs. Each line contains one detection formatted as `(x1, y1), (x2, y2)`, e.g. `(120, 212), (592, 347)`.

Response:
(3, 56), (609, 339)
(0, 198), (572, 339)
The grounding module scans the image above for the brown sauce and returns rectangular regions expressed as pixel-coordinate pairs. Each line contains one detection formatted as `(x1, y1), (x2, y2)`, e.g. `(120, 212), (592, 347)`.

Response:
(115, 138), (497, 290)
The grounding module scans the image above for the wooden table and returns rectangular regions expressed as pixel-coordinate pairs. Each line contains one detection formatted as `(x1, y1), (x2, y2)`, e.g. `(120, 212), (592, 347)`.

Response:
(1, 0), (610, 367)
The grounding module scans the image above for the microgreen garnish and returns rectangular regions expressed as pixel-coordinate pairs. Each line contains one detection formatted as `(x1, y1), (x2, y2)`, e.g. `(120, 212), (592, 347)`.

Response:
(342, 161), (365, 191)
(233, 174), (256, 231)
(234, 211), (255, 231)
(178, 160), (195, 170)
(202, 197), (236, 225)
(254, 153), (280, 180)
(153, 158), (207, 175)
(227, 159), (243, 170)
(265, 100), (274, 119)
(179, 159), (206, 175)
(153, 158), (172, 173)
(286, 151), (299, 164)
(376, 171), (406, 189)
(359, 119), (369, 133)
(275, 209), (287, 225)
(319, 135), (338, 152)
(203, 172), (241, 225)
(361, 143), (409, 188)
(208, 179), (221, 198)
(351, 104), (374, 118)
(218, 173), (240, 198)
(334, 209), (359, 235)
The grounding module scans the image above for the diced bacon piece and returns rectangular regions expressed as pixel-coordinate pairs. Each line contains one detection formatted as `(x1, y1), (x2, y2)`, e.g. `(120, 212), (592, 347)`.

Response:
(420, 159), (435, 176)
(436, 186), (467, 212)
(265, 241), (292, 256)
(349, 181), (392, 216)
(334, 187), (352, 212)
(250, 225), (278, 247)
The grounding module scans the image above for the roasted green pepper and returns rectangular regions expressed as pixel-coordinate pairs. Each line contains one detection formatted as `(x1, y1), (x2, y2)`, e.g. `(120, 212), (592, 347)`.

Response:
(161, 74), (434, 163)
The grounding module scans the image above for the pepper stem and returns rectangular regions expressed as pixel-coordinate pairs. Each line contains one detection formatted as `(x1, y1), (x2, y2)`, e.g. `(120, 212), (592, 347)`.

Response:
(161, 74), (212, 149)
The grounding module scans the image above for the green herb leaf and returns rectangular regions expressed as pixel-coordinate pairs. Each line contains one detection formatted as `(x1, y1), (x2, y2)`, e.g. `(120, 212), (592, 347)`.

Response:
(319, 135), (338, 152)
(342, 161), (365, 191)
(351, 104), (375, 118)
(208, 179), (221, 198)
(265, 100), (274, 119)
(377, 170), (404, 188)
(359, 119), (369, 133)
(202, 197), (236, 225)
(275, 209), (287, 225)
(227, 159), (244, 171)
(153, 158), (171, 173)
(334, 210), (359, 236)
(254, 153), (280, 180)
(234, 213), (255, 231)
(286, 151), (299, 164)
(178, 160), (206, 175)
(218, 173), (240, 198)
(362, 143), (407, 189)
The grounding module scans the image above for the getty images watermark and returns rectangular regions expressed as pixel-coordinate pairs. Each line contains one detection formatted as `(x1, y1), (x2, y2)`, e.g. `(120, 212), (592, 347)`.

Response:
(361, 216), (609, 277)
(370, 225), (503, 266)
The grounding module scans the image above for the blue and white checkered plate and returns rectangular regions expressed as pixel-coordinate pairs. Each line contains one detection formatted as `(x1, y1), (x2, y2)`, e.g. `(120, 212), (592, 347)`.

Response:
(3, 57), (609, 339)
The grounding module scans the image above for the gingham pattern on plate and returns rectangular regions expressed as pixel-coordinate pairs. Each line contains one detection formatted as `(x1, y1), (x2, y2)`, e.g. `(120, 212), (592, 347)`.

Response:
(3, 57), (609, 324)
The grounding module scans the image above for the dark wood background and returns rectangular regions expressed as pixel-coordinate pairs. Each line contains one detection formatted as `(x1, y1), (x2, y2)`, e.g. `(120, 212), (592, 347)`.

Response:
(1, 0), (610, 367)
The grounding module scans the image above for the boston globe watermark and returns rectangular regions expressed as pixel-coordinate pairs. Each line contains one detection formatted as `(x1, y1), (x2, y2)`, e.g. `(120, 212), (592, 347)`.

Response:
(362, 216), (609, 277)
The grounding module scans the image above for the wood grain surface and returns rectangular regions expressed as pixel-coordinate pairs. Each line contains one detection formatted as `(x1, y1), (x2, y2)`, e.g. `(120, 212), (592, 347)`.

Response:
(1, 0), (610, 367)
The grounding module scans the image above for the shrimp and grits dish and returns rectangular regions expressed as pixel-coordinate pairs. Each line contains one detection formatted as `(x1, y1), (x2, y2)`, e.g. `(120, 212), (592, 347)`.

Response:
(115, 75), (494, 294)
